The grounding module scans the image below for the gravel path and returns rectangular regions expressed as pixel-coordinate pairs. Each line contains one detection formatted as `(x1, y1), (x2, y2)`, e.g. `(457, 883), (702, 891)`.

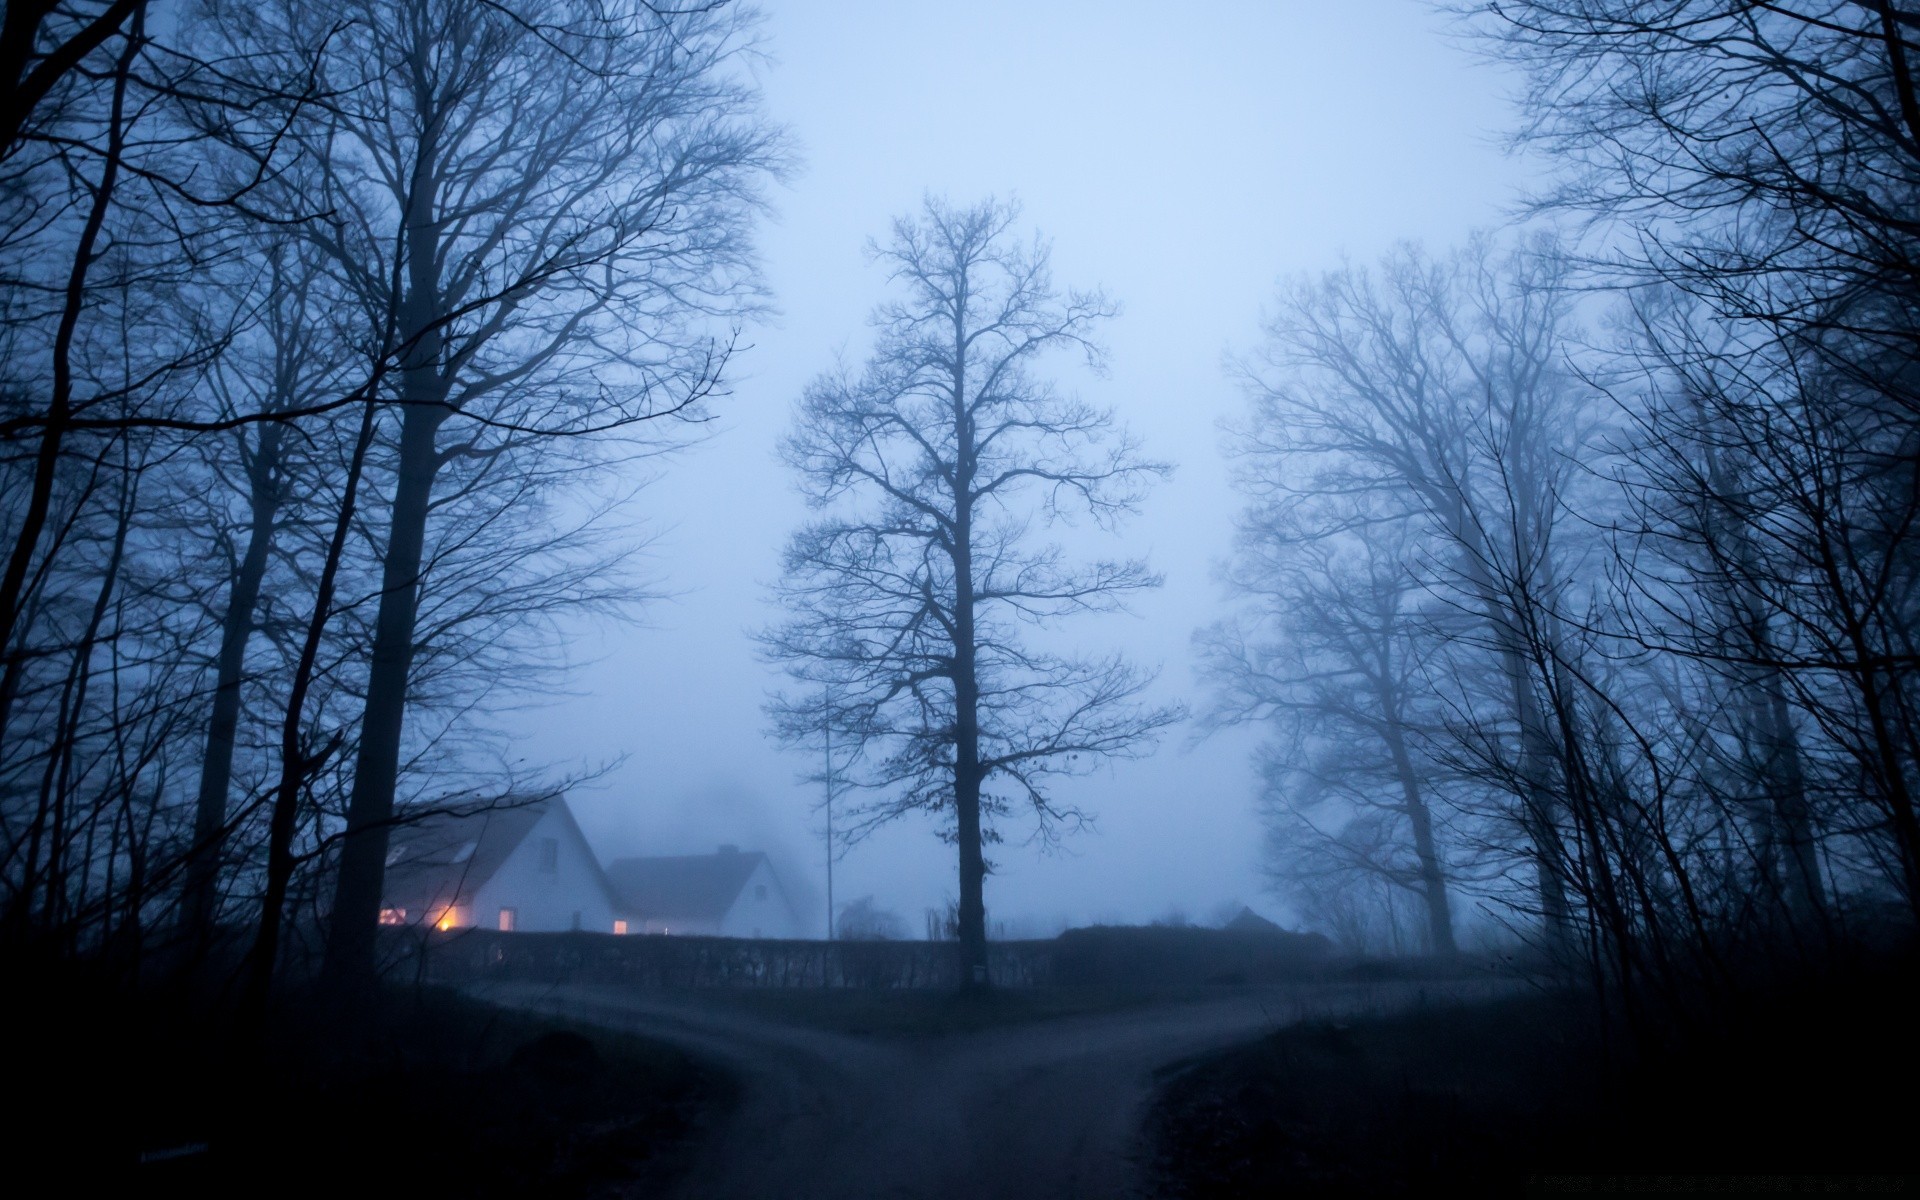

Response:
(474, 979), (1491, 1200)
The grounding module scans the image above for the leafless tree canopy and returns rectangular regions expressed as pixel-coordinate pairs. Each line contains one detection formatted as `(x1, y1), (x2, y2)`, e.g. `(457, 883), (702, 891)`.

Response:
(0, 0), (781, 1002)
(763, 197), (1181, 983)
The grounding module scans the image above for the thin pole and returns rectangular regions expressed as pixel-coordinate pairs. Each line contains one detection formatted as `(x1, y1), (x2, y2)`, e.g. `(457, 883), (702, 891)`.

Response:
(824, 707), (834, 941)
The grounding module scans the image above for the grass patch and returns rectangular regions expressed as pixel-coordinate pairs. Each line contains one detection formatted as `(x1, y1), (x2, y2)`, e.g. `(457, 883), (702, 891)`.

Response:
(10, 972), (734, 1196)
(1146, 969), (1917, 1197)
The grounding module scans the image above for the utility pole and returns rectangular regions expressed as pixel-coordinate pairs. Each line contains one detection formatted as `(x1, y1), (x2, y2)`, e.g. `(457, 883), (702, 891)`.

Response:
(824, 712), (835, 941)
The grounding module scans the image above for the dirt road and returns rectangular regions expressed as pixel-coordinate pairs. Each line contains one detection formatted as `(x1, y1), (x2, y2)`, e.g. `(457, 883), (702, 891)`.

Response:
(476, 980), (1488, 1200)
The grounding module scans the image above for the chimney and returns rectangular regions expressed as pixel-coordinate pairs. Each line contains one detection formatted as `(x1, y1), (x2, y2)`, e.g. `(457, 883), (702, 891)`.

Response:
(717, 843), (739, 856)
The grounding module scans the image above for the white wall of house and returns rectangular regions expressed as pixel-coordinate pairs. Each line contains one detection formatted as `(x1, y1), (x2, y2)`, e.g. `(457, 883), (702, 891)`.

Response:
(469, 807), (620, 934)
(716, 859), (803, 939)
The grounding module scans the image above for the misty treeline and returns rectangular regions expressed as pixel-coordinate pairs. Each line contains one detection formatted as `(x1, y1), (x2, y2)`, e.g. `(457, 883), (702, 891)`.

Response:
(0, 0), (782, 1003)
(1202, 1), (1920, 1028)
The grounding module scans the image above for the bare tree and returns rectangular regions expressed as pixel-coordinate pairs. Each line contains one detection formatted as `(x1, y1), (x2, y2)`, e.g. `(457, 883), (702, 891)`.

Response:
(1230, 236), (1598, 951)
(1472, 0), (1920, 921)
(763, 197), (1181, 985)
(196, 0), (785, 988)
(1200, 509), (1463, 955)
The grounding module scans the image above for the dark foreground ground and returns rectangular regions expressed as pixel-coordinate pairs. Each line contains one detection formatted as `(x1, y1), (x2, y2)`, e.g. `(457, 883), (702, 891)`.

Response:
(1146, 964), (1920, 1197)
(9, 972), (734, 1196)
(17, 958), (1914, 1198)
(479, 976), (1511, 1199)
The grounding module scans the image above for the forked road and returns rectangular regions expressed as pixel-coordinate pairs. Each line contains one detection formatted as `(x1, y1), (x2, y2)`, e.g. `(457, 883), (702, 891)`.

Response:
(476, 979), (1492, 1200)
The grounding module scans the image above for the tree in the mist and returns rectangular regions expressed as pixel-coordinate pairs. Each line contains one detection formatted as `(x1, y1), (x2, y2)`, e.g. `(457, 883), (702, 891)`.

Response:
(1475, 2), (1920, 922)
(763, 198), (1181, 984)
(200, 0), (784, 987)
(1472, 1), (1920, 371)
(176, 235), (358, 946)
(1231, 236), (1596, 951)
(0, 2), (302, 948)
(1199, 509), (1463, 955)
(835, 895), (907, 941)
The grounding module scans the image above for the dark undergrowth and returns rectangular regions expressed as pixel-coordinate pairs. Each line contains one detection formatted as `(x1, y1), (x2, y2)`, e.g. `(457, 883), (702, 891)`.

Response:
(1146, 953), (1919, 1197)
(6, 962), (735, 1197)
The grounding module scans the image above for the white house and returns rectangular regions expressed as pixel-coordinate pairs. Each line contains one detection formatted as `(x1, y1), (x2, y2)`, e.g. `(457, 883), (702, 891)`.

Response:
(379, 796), (627, 934)
(605, 845), (803, 938)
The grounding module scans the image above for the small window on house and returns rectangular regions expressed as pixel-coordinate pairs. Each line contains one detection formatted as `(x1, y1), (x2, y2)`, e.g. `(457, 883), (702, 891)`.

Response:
(613, 919), (629, 935)
(379, 907), (407, 925)
(451, 841), (476, 864)
(537, 837), (558, 873)
(498, 907), (516, 932)
(385, 845), (406, 867)
(570, 910), (582, 931)
(755, 884), (768, 901)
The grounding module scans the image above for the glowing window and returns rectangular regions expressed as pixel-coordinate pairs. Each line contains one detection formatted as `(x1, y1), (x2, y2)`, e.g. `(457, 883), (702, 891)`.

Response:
(613, 920), (629, 935)
(434, 907), (461, 932)
(498, 907), (517, 932)
(379, 907), (407, 926)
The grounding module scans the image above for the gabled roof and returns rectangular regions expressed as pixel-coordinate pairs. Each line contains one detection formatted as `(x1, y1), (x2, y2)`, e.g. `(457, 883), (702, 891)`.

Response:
(381, 796), (576, 912)
(1224, 906), (1284, 934)
(605, 849), (773, 921)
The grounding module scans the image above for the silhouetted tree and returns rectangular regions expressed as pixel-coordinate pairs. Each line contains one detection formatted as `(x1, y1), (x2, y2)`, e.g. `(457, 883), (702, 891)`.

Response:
(764, 197), (1181, 986)
(1200, 509), (1462, 955)
(192, 0), (785, 988)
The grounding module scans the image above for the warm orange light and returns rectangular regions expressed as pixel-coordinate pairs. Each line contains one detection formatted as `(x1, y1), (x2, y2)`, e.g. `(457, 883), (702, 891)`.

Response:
(379, 907), (407, 926)
(613, 920), (628, 935)
(434, 907), (460, 931)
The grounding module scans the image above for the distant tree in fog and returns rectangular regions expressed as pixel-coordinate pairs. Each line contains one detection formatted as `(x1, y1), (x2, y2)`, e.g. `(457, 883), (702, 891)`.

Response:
(836, 895), (906, 941)
(1200, 510), (1462, 955)
(763, 197), (1181, 986)
(1219, 237), (1598, 954)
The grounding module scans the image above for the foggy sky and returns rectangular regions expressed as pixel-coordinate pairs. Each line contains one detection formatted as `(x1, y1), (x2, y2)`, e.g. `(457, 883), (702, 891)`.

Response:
(527, 1), (1544, 933)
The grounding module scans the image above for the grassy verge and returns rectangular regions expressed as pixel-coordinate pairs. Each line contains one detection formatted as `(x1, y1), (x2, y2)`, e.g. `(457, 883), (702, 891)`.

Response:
(1146, 968), (1916, 1197)
(10, 973), (735, 1196)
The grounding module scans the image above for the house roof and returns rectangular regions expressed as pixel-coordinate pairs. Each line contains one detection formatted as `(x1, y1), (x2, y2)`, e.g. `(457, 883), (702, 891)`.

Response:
(381, 796), (565, 912)
(1224, 906), (1284, 934)
(604, 849), (773, 921)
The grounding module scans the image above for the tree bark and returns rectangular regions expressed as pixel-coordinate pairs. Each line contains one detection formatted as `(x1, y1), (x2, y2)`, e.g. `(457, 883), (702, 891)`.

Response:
(182, 421), (284, 947)
(248, 395), (377, 1023)
(0, 3), (140, 748)
(950, 299), (989, 988)
(321, 44), (451, 987)
(1379, 701), (1457, 955)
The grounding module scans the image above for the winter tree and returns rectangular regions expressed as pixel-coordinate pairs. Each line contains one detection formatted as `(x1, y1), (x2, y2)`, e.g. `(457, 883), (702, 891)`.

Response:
(764, 197), (1181, 985)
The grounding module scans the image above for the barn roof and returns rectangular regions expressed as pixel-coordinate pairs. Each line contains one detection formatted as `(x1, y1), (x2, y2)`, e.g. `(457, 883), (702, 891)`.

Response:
(605, 848), (771, 921)
(381, 797), (559, 911)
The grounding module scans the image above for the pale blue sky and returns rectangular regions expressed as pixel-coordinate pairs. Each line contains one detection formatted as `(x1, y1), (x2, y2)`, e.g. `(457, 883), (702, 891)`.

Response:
(531, 0), (1542, 933)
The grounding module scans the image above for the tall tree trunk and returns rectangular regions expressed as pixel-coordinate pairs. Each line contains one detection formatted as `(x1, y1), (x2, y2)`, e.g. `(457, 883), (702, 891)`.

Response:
(1453, 519), (1574, 950)
(1379, 704), (1457, 955)
(247, 396), (377, 1022)
(322, 78), (449, 988)
(950, 299), (989, 988)
(0, 4), (140, 752)
(182, 422), (284, 947)
(321, 398), (445, 987)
